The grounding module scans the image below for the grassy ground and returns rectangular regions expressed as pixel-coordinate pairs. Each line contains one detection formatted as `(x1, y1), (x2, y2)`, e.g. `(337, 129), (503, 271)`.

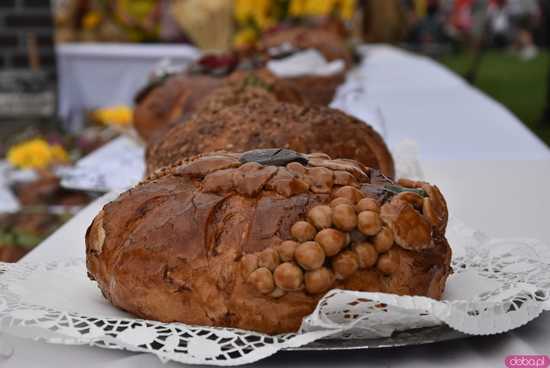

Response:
(440, 49), (550, 146)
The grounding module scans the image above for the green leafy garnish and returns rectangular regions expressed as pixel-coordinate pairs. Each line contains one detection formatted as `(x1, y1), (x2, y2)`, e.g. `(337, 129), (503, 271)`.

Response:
(384, 184), (427, 198)
(242, 73), (273, 92)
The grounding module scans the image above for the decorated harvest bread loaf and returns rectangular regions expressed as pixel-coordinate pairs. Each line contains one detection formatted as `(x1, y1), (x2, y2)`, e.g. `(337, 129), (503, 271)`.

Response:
(134, 67), (302, 143)
(285, 73), (345, 106)
(134, 27), (354, 144)
(134, 25), (354, 143)
(259, 26), (353, 67)
(195, 69), (303, 116)
(133, 74), (221, 143)
(146, 100), (395, 178)
(86, 149), (452, 334)
(259, 26), (352, 105)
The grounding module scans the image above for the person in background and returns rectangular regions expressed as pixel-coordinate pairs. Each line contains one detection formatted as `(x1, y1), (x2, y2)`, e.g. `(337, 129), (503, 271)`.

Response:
(450, 0), (474, 44)
(487, 0), (510, 48)
(464, 0), (489, 83)
(420, 1), (446, 51)
(402, 0), (422, 45)
(508, 0), (539, 59)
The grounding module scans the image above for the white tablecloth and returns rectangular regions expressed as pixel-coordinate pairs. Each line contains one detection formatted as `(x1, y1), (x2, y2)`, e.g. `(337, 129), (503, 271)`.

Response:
(56, 43), (200, 131)
(353, 45), (550, 160)
(3, 159), (550, 368)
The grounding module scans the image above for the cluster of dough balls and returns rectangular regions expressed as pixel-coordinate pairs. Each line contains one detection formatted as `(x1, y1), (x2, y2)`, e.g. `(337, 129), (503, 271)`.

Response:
(241, 185), (402, 297)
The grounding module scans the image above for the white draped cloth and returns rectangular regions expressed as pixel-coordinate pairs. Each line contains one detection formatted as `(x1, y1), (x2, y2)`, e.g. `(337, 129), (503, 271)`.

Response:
(346, 45), (549, 161)
(56, 43), (200, 131)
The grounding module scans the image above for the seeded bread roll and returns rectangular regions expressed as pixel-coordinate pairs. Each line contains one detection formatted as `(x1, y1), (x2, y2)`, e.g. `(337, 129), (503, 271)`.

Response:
(193, 69), (303, 116)
(145, 101), (395, 178)
(133, 69), (302, 143)
(86, 149), (452, 334)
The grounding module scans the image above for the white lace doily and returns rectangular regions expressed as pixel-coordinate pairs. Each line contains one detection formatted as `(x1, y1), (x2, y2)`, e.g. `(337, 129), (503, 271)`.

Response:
(0, 218), (548, 366)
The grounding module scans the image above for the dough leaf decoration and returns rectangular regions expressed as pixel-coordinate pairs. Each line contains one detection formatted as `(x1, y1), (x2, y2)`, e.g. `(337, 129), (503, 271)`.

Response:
(240, 148), (309, 167)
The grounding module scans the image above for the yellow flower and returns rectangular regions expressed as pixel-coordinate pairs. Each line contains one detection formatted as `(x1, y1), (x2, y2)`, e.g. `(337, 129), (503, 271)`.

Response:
(414, 0), (427, 18)
(50, 144), (69, 163)
(234, 27), (257, 47)
(234, 0), (255, 23)
(289, 0), (306, 17)
(252, 0), (271, 27)
(235, 0), (273, 29)
(94, 105), (133, 126)
(7, 138), (69, 170)
(256, 14), (275, 30)
(82, 11), (101, 30)
(119, 0), (157, 18)
(303, 0), (335, 16)
(338, 0), (356, 20)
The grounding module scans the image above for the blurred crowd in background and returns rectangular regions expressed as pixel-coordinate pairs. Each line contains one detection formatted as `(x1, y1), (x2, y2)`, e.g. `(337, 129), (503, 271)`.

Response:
(402, 0), (545, 59)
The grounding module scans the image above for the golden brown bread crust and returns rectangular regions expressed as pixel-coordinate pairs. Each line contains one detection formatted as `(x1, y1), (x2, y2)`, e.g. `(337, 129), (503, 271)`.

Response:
(133, 69), (302, 143)
(286, 72), (346, 106)
(86, 150), (451, 334)
(192, 69), (303, 117)
(133, 74), (222, 143)
(259, 26), (352, 105)
(134, 27), (353, 144)
(226, 69), (304, 104)
(146, 101), (395, 178)
(0, 246), (27, 263)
